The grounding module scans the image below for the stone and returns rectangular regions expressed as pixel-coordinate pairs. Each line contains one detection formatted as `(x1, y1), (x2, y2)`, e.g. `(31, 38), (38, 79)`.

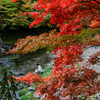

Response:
(25, 91), (32, 95)
(33, 93), (40, 99)
(2, 44), (12, 51)
(24, 83), (30, 87)
(18, 84), (24, 90)
(1, 48), (5, 52)
(15, 91), (20, 99)
(28, 87), (36, 91)
(94, 93), (100, 100)
(0, 38), (3, 47)
(40, 95), (45, 99)
(17, 72), (25, 76)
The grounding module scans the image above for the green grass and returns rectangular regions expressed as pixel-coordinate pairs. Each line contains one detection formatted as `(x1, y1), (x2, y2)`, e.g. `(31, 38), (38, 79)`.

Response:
(41, 64), (53, 77)
(19, 89), (28, 96)
(19, 95), (30, 100)
(42, 70), (52, 77)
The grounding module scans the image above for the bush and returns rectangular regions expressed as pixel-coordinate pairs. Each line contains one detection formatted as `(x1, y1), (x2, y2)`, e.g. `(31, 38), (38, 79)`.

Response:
(0, 0), (33, 29)
(0, 0), (54, 30)
(0, 65), (17, 100)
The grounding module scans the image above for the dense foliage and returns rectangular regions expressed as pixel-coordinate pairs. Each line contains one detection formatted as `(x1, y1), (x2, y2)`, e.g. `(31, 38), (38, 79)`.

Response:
(37, 66), (100, 100)
(0, 0), (55, 30)
(0, 0), (33, 29)
(0, 66), (17, 100)
(8, 0), (100, 99)
(6, 28), (100, 54)
(13, 72), (43, 85)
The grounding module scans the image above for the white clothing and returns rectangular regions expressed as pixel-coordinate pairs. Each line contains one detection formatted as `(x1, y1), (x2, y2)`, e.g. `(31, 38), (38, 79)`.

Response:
(35, 65), (44, 73)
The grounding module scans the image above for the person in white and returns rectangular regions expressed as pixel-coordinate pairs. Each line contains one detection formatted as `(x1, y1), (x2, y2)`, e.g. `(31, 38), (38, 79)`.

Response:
(35, 64), (44, 74)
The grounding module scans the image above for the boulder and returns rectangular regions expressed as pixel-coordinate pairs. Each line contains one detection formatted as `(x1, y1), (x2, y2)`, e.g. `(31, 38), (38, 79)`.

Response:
(28, 87), (36, 91)
(0, 38), (12, 57)
(33, 93), (40, 99)
(0, 38), (3, 47)
(25, 91), (32, 95)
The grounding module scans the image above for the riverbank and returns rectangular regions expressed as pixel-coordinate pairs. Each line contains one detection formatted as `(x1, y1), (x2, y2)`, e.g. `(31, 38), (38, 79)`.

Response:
(15, 45), (100, 100)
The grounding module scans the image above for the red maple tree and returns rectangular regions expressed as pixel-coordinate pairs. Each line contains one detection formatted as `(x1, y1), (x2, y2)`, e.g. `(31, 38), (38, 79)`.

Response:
(10, 0), (100, 99)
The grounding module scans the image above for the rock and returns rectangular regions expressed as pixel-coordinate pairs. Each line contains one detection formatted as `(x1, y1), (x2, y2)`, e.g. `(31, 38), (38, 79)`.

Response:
(25, 91), (32, 95)
(15, 91), (20, 99)
(0, 48), (5, 57)
(28, 87), (36, 91)
(1, 48), (5, 52)
(0, 38), (12, 57)
(24, 83), (30, 87)
(18, 84), (24, 90)
(0, 38), (3, 47)
(2, 44), (12, 51)
(40, 95), (45, 99)
(33, 93), (40, 99)
(94, 93), (100, 100)
(17, 72), (25, 76)
(0, 61), (2, 65)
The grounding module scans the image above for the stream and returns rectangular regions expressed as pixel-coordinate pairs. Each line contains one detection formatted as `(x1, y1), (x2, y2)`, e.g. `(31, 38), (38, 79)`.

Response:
(0, 49), (54, 76)
(0, 28), (54, 77)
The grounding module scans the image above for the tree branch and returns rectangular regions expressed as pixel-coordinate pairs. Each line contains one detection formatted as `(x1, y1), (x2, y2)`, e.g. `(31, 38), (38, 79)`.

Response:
(93, 0), (100, 4)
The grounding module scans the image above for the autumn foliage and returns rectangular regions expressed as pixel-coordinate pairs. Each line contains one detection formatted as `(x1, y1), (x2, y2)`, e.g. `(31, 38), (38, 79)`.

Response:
(88, 51), (100, 65)
(37, 66), (100, 100)
(13, 73), (43, 85)
(10, 0), (100, 99)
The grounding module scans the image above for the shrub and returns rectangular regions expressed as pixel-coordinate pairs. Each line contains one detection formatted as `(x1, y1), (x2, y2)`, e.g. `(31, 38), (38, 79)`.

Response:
(0, 0), (33, 29)
(0, 65), (17, 100)
(8, 0), (100, 99)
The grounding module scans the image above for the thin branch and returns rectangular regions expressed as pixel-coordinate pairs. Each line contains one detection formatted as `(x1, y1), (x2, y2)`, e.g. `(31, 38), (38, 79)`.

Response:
(93, 0), (100, 4)
(62, 0), (100, 10)
(49, 0), (100, 15)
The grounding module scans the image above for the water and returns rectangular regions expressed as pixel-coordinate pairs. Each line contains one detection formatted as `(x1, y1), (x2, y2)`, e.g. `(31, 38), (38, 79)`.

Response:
(0, 49), (54, 77)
